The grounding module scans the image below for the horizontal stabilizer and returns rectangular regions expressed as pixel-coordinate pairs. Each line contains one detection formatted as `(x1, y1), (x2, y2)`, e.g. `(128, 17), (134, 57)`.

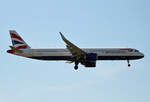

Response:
(9, 46), (23, 53)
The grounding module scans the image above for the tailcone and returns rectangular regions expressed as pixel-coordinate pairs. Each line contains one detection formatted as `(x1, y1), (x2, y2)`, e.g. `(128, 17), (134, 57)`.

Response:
(7, 50), (14, 54)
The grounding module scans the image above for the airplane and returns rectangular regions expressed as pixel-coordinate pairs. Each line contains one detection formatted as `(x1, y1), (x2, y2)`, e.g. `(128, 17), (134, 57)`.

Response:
(7, 30), (144, 70)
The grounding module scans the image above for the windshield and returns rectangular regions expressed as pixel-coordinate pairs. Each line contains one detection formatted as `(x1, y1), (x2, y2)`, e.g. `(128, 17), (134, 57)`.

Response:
(134, 49), (139, 52)
(128, 49), (139, 52)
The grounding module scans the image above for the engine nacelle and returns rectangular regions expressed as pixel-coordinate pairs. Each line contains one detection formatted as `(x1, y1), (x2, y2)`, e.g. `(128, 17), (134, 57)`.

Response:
(85, 53), (97, 61)
(83, 53), (97, 67)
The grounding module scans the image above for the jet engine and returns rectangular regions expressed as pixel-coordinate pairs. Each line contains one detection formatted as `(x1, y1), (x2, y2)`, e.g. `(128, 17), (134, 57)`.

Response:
(82, 53), (97, 67)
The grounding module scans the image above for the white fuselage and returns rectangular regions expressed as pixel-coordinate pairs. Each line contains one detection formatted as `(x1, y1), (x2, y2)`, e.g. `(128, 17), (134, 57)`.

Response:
(15, 48), (144, 61)
(7, 30), (144, 69)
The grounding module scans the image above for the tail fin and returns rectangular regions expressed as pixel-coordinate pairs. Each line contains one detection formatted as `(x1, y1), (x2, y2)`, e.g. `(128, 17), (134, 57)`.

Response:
(9, 30), (31, 49)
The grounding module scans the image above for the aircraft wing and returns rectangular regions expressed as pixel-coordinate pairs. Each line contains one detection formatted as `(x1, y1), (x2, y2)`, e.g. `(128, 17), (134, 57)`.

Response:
(59, 32), (86, 59)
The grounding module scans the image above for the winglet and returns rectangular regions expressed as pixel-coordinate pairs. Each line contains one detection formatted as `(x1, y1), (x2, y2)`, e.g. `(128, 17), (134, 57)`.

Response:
(59, 32), (73, 45)
(59, 32), (86, 56)
(59, 32), (63, 36)
(59, 32), (67, 42)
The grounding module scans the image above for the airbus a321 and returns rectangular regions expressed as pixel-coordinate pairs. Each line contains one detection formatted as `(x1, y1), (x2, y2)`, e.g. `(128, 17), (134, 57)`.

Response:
(7, 30), (144, 70)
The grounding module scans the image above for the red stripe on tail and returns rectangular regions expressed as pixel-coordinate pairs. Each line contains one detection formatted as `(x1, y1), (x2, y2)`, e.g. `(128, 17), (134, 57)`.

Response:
(16, 45), (28, 49)
(10, 33), (23, 41)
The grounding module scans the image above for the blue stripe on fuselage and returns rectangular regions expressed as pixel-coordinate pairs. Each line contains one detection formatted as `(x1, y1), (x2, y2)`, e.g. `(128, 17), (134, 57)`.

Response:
(98, 56), (143, 60)
(28, 56), (143, 60)
(29, 56), (72, 60)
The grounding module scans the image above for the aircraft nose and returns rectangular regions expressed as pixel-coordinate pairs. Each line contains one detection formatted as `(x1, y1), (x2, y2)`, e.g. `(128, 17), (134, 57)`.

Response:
(140, 53), (144, 58)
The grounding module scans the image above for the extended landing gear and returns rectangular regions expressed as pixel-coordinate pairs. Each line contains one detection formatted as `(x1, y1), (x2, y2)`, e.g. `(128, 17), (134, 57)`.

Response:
(74, 65), (78, 70)
(127, 60), (131, 67)
(74, 61), (79, 70)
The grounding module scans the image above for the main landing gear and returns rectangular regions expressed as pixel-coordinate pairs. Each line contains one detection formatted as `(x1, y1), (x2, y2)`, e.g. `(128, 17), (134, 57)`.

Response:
(127, 60), (131, 67)
(74, 61), (79, 70)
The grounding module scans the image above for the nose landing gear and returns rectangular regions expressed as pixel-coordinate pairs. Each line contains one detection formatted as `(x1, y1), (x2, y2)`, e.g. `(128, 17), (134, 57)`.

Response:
(127, 60), (131, 67)
(74, 61), (79, 70)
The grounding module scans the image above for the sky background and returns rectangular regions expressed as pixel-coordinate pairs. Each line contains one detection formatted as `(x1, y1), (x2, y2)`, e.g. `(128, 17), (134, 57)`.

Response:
(0, 0), (150, 102)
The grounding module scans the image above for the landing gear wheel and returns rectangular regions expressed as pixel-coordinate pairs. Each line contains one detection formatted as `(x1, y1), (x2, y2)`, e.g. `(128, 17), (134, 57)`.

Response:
(74, 61), (79, 70)
(128, 64), (131, 67)
(74, 65), (78, 70)
(127, 60), (131, 67)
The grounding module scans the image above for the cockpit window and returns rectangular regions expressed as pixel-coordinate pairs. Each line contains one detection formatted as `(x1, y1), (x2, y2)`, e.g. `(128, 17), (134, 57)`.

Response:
(120, 48), (139, 52)
(134, 49), (139, 52)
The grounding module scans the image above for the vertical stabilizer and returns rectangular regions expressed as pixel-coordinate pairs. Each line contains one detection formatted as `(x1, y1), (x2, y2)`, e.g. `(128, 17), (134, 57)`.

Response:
(9, 30), (31, 49)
